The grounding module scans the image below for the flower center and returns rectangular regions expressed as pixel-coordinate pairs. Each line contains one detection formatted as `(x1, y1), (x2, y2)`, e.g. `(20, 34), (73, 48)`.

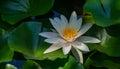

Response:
(61, 25), (78, 40)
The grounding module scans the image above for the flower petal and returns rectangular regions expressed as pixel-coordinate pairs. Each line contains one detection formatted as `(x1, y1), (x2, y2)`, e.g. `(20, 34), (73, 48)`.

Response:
(54, 17), (64, 29)
(60, 15), (68, 26)
(62, 43), (71, 55)
(49, 18), (61, 33)
(44, 43), (63, 54)
(54, 17), (61, 24)
(69, 11), (77, 25)
(75, 23), (93, 38)
(45, 37), (66, 44)
(39, 32), (59, 38)
(76, 18), (82, 31)
(52, 15), (68, 37)
(78, 36), (101, 43)
(71, 47), (83, 64)
(69, 11), (82, 31)
(72, 41), (89, 52)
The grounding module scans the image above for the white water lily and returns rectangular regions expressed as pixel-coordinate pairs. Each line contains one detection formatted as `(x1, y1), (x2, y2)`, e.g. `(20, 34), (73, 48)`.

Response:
(39, 11), (100, 64)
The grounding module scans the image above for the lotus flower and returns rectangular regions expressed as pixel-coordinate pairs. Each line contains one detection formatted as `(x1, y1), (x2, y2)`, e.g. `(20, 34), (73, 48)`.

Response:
(39, 11), (100, 64)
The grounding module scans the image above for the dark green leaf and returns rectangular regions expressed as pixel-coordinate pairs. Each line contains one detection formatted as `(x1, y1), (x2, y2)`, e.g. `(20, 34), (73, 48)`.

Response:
(59, 56), (84, 69)
(8, 21), (66, 60)
(95, 29), (120, 57)
(98, 36), (120, 57)
(84, 0), (111, 27)
(0, 63), (6, 69)
(0, 30), (13, 63)
(0, 29), (2, 35)
(106, 24), (120, 37)
(24, 42), (67, 60)
(0, 0), (54, 24)
(84, 0), (120, 27)
(84, 52), (120, 69)
(36, 58), (67, 69)
(22, 60), (42, 69)
(8, 21), (42, 57)
(110, 0), (120, 24)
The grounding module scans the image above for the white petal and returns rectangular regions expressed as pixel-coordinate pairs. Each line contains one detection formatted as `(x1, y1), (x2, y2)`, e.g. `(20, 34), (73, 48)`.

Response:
(78, 36), (101, 43)
(70, 18), (82, 32)
(72, 41), (89, 52)
(45, 37), (66, 44)
(75, 23), (93, 38)
(54, 17), (61, 24)
(69, 11), (82, 31)
(39, 32), (59, 38)
(44, 43), (63, 54)
(54, 17), (63, 29)
(69, 12), (79, 30)
(60, 15), (68, 26)
(54, 17), (68, 33)
(71, 47), (83, 64)
(76, 18), (82, 31)
(62, 44), (71, 55)
(52, 15), (68, 36)
(49, 18), (61, 33)
(69, 11), (77, 24)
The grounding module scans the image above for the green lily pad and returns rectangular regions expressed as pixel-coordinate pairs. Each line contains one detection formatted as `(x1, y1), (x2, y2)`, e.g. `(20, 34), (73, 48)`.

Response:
(97, 29), (120, 57)
(0, 0), (54, 24)
(8, 21), (67, 61)
(8, 21), (42, 57)
(84, 0), (120, 27)
(22, 60), (42, 69)
(0, 30), (13, 63)
(84, 52), (120, 69)
(84, 0), (110, 27)
(59, 56), (84, 69)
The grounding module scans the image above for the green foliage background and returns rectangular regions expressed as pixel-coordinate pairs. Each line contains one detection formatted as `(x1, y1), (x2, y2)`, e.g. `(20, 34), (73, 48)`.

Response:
(0, 0), (120, 69)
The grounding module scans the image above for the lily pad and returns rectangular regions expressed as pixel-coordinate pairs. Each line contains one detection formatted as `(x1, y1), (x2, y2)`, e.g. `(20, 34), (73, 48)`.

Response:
(0, 0), (54, 24)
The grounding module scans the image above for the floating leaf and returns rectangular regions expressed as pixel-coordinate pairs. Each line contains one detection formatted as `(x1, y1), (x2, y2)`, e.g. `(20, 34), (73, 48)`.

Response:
(24, 43), (67, 60)
(0, 0), (54, 24)
(84, 52), (120, 69)
(59, 56), (84, 69)
(22, 60), (42, 69)
(84, 0), (110, 27)
(36, 58), (67, 69)
(8, 21), (42, 57)
(84, 0), (120, 27)
(96, 29), (120, 57)
(0, 30), (13, 63)
(8, 21), (67, 60)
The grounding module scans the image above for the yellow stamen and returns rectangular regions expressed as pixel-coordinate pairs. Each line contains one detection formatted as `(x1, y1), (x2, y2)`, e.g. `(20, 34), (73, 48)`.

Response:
(61, 25), (77, 40)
